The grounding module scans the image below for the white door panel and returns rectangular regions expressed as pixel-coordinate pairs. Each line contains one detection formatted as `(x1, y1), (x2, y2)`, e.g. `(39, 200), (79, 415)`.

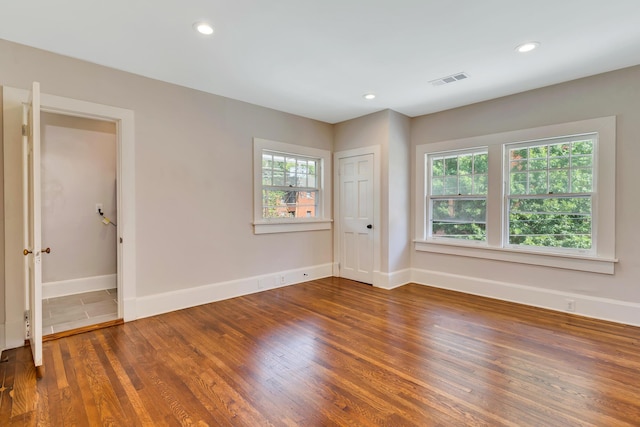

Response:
(339, 154), (374, 284)
(23, 81), (44, 374)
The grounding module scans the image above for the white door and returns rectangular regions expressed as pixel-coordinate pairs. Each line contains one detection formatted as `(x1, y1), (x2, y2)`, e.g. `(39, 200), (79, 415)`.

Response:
(23, 81), (45, 375)
(339, 154), (374, 284)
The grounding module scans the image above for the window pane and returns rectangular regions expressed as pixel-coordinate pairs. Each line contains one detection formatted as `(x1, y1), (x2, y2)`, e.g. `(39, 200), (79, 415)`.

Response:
(262, 171), (272, 186)
(549, 143), (570, 157)
(572, 140), (593, 155)
(262, 154), (273, 169)
(459, 175), (473, 195)
(529, 145), (548, 158)
(510, 148), (528, 161)
(549, 157), (569, 169)
(473, 174), (488, 194)
(510, 159), (527, 173)
(262, 189), (317, 218)
(510, 172), (528, 195)
(572, 168), (592, 193)
(273, 171), (284, 186)
(572, 155), (592, 168)
(549, 170), (569, 194)
(529, 171), (548, 194)
(308, 174), (316, 188)
(431, 198), (486, 241)
(445, 157), (458, 175)
(474, 153), (488, 174)
(432, 158), (444, 176)
(431, 177), (444, 195)
(508, 197), (592, 249)
(444, 176), (458, 194)
(529, 158), (548, 170)
(458, 154), (472, 175)
(273, 156), (285, 172)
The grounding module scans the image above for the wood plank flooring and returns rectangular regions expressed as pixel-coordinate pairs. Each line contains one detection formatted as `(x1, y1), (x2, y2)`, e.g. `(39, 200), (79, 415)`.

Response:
(1, 277), (639, 426)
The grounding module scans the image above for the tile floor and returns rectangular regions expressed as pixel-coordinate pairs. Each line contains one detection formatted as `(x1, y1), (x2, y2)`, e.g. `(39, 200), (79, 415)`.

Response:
(42, 288), (118, 335)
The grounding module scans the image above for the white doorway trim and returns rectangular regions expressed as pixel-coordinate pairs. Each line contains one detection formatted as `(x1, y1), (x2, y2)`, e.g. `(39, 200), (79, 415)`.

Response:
(3, 87), (136, 342)
(39, 92), (136, 322)
(333, 145), (381, 286)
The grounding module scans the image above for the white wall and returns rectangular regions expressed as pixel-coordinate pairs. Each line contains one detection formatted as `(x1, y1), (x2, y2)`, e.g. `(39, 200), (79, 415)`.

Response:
(410, 65), (640, 322)
(41, 113), (117, 287)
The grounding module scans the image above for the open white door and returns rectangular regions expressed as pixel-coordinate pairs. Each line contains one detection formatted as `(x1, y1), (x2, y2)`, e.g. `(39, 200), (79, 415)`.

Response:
(339, 154), (374, 284)
(23, 81), (45, 377)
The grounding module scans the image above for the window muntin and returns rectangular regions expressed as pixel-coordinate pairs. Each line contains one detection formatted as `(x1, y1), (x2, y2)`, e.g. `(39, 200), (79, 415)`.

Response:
(262, 151), (319, 219)
(506, 135), (596, 251)
(428, 149), (488, 241)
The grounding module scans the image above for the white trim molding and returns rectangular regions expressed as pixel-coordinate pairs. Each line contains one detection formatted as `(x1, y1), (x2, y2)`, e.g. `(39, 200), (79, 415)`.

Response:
(135, 263), (333, 319)
(374, 269), (412, 290)
(42, 274), (117, 299)
(411, 268), (640, 327)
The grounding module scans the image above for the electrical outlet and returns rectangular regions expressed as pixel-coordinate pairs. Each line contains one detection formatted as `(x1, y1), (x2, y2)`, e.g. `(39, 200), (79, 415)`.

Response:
(566, 299), (576, 312)
(303, 273), (309, 277)
(280, 275), (285, 285)
(95, 203), (103, 214)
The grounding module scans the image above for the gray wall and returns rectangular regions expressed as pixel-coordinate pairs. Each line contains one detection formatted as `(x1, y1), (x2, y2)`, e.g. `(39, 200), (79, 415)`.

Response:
(334, 109), (411, 276)
(411, 65), (640, 304)
(0, 38), (333, 307)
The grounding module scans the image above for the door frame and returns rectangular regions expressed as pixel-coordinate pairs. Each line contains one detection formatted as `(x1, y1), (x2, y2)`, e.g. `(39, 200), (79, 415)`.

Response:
(333, 145), (381, 286)
(3, 87), (136, 350)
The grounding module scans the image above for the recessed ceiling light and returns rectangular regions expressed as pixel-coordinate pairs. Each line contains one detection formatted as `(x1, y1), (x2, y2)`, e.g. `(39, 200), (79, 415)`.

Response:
(363, 93), (376, 100)
(516, 42), (540, 53)
(194, 22), (214, 36)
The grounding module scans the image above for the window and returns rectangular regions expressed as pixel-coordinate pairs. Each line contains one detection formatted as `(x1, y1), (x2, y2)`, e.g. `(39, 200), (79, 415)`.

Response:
(415, 117), (616, 274)
(427, 149), (488, 241)
(253, 138), (331, 234)
(261, 152), (318, 219)
(506, 135), (596, 252)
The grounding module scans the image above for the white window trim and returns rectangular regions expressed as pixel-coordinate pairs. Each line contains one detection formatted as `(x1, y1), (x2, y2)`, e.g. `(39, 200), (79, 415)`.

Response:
(415, 116), (617, 274)
(253, 138), (332, 234)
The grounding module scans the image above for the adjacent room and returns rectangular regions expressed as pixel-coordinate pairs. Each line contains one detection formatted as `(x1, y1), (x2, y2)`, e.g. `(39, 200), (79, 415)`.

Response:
(1, 1), (639, 425)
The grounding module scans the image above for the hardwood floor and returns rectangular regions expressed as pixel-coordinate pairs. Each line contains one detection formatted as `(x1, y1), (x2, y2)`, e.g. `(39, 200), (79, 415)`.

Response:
(1, 277), (639, 426)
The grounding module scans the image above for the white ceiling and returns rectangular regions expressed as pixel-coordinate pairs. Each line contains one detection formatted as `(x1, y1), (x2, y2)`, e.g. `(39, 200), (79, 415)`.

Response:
(2, 0), (640, 123)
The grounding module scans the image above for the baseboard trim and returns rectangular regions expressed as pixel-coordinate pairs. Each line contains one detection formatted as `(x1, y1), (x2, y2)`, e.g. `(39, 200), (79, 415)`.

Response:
(43, 274), (117, 299)
(3, 320), (25, 351)
(135, 264), (333, 320)
(411, 268), (640, 327)
(374, 269), (412, 290)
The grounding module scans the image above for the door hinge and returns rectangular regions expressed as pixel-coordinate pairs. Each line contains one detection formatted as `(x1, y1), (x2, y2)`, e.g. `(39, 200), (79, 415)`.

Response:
(22, 124), (30, 137)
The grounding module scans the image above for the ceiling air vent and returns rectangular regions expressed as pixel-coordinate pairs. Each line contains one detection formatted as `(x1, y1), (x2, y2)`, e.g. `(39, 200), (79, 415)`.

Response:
(430, 72), (469, 86)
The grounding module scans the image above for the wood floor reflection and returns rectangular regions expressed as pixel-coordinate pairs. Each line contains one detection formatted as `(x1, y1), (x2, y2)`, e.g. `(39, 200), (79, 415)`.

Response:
(2, 277), (639, 426)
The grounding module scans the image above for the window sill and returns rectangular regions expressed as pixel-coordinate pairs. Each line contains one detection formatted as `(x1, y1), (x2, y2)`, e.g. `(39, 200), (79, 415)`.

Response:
(414, 240), (617, 274)
(254, 219), (333, 234)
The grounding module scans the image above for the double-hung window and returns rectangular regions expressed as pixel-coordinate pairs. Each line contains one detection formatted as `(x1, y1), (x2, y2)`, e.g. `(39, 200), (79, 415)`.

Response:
(253, 138), (332, 234)
(261, 151), (319, 219)
(506, 135), (596, 252)
(415, 116), (616, 274)
(427, 149), (488, 241)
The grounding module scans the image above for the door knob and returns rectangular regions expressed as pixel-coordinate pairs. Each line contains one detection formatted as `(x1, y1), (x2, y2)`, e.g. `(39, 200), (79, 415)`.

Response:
(367, 224), (373, 229)
(42, 247), (51, 254)
(23, 249), (32, 256)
